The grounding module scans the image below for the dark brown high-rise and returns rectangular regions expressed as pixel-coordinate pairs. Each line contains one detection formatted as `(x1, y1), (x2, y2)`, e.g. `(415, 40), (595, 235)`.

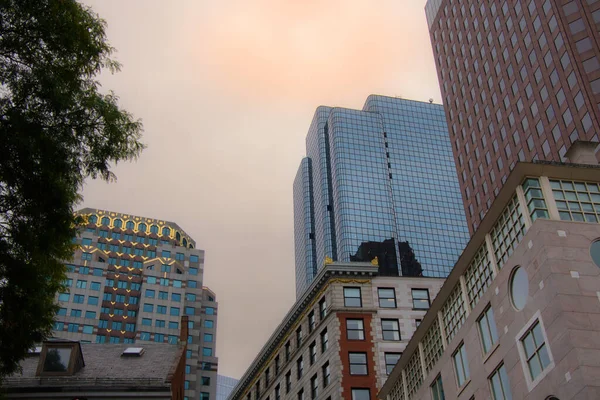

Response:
(426, 0), (600, 233)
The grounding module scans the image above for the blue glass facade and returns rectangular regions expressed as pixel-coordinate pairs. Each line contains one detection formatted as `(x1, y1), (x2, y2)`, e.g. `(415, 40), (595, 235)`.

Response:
(293, 96), (470, 297)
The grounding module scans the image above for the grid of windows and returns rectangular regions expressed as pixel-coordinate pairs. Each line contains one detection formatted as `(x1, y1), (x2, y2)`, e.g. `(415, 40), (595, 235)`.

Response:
(405, 352), (423, 398)
(522, 178), (549, 221)
(551, 179), (600, 222)
(490, 196), (526, 269)
(441, 284), (466, 343)
(422, 318), (444, 373)
(465, 244), (494, 309)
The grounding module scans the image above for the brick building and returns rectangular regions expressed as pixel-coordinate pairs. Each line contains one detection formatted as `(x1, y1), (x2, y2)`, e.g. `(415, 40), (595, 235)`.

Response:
(426, 0), (600, 233)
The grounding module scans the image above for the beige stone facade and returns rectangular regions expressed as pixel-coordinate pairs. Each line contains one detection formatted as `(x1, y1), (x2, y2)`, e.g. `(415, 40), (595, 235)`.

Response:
(228, 264), (445, 400)
(379, 162), (600, 400)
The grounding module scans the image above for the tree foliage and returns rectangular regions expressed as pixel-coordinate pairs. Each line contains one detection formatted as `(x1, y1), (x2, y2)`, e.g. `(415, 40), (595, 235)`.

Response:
(0, 0), (144, 376)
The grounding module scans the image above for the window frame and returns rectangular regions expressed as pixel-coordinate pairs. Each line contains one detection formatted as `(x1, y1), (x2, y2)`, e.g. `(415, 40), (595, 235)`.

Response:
(516, 312), (555, 390)
(381, 319), (401, 341)
(452, 342), (470, 388)
(343, 287), (362, 307)
(377, 287), (397, 308)
(348, 352), (368, 376)
(411, 288), (431, 309)
(384, 352), (402, 375)
(346, 318), (365, 340)
(489, 363), (512, 400)
(478, 305), (499, 355)
(430, 374), (445, 400)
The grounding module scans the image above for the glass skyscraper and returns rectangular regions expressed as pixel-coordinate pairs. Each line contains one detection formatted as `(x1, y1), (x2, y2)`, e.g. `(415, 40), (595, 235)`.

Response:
(293, 95), (470, 297)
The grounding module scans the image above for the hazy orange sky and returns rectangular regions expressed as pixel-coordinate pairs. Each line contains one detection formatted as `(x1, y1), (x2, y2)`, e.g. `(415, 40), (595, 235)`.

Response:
(80, 0), (442, 379)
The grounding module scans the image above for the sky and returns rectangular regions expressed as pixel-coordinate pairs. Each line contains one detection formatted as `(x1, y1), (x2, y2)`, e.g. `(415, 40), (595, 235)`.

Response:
(80, 0), (442, 379)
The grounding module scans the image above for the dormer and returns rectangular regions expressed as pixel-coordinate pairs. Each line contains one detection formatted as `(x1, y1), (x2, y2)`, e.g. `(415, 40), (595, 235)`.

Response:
(35, 341), (85, 376)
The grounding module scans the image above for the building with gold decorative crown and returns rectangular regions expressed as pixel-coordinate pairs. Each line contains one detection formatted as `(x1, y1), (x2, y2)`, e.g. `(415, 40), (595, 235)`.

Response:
(49, 208), (218, 400)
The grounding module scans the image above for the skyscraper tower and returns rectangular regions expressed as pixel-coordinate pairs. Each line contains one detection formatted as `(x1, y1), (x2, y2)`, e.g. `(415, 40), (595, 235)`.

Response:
(426, 0), (600, 233)
(293, 95), (470, 298)
(53, 208), (218, 400)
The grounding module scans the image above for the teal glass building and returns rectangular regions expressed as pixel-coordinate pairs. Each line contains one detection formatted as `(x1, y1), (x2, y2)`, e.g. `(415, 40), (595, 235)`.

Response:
(293, 95), (469, 298)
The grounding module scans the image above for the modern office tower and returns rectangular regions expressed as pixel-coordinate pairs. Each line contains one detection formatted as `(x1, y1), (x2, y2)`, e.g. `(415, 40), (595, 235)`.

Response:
(425, 0), (600, 233)
(228, 262), (445, 400)
(53, 208), (217, 400)
(217, 375), (240, 400)
(379, 156), (600, 400)
(293, 95), (470, 298)
(4, 341), (186, 399)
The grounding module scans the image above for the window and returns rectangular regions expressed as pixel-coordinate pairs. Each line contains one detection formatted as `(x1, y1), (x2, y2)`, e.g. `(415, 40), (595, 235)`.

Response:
(520, 320), (552, 381)
(349, 352), (368, 375)
(310, 374), (318, 399)
(70, 309), (82, 317)
(57, 308), (67, 316)
(378, 288), (397, 308)
(343, 287), (362, 307)
(285, 371), (292, 393)
(155, 319), (166, 328)
(188, 280), (197, 288)
(171, 293), (181, 302)
(143, 303), (154, 313)
(58, 293), (69, 302)
(186, 293), (196, 301)
(82, 252), (92, 261)
(85, 311), (96, 319)
(453, 343), (470, 387)
(67, 323), (79, 332)
(82, 325), (94, 334)
(351, 388), (370, 400)
(189, 267), (198, 275)
(297, 388), (304, 400)
(478, 306), (499, 353)
(385, 353), (401, 374)
(382, 319), (400, 341)
(285, 341), (291, 361)
(412, 289), (430, 309)
(308, 311), (315, 332)
(431, 374), (445, 400)
(73, 294), (84, 304)
(346, 319), (365, 340)
(309, 341), (317, 365)
(90, 281), (101, 291)
(510, 266), (529, 311)
(76, 280), (87, 289)
(297, 356), (304, 379)
(202, 347), (213, 356)
(296, 326), (303, 347)
(319, 297), (327, 319)
(204, 333), (213, 342)
(275, 385), (281, 400)
(322, 362), (330, 387)
(591, 240), (600, 267)
(320, 329), (328, 352)
(204, 320), (214, 329)
(87, 296), (98, 306)
(170, 307), (180, 316)
(490, 364), (512, 400)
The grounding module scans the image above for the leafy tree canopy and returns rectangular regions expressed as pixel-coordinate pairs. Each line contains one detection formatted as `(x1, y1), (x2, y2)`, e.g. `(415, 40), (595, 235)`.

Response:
(0, 0), (144, 376)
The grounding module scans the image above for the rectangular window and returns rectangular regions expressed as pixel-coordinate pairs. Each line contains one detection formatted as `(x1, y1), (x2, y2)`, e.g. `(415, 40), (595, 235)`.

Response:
(188, 280), (197, 288)
(453, 343), (470, 387)
(285, 371), (292, 393)
(190, 254), (199, 263)
(478, 306), (499, 354)
(67, 323), (79, 332)
(322, 361), (330, 387)
(309, 341), (317, 365)
(84, 311), (96, 319)
(321, 329), (328, 352)
(56, 308), (67, 316)
(285, 341), (291, 361)
(385, 352), (401, 375)
(143, 303), (154, 313)
(158, 290), (168, 300)
(490, 364), (512, 400)
(155, 319), (165, 327)
(87, 296), (98, 306)
(349, 352), (368, 375)
(58, 293), (69, 302)
(90, 281), (101, 291)
(310, 374), (318, 399)
(206, 306), (214, 315)
(297, 356), (304, 379)
(382, 319), (401, 341)
(204, 333), (213, 342)
(308, 311), (315, 332)
(82, 325), (94, 334)
(73, 294), (84, 304)
(378, 288), (397, 308)
(171, 293), (181, 302)
(319, 297), (327, 319)
(296, 326), (303, 347)
(297, 388), (304, 400)
(412, 289), (430, 309)
(170, 307), (180, 316)
(76, 280), (87, 289)
(202, 347), (213, 356)
(520, 320), (552, 381)
(343, 287), (362, 307)
(70, 309), (82, 317)
(431, 374), (445, 400)
(346, 319), (365, 340)
(351, 388), (370, 400)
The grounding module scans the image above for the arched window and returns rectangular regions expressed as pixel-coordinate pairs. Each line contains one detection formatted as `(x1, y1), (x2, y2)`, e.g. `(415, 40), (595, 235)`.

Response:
(138, 223), (147, 232)
(182, 238), (188, 247)
(150, 225), (159, 234)
(176, 232), (181, 242)
(162, 227), (171, 237)
(101, 217), (110, 226)
(89, 215), (98, 224)
(126, 221), (134, 230)
(114, 219), (123, 228)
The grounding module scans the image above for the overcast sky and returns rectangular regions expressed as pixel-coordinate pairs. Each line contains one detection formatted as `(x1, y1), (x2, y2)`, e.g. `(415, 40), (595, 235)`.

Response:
(79, 0), (441, 379)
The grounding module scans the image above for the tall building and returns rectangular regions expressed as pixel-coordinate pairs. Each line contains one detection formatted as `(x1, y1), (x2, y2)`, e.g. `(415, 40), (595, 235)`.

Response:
(379, 156), (600, 400)
(425, 0), (600, 233)
(228, 262), (445, 400)
(52, 208), (218, 400)
(293, 95), (470, 297)
(217, 374), (239, 400)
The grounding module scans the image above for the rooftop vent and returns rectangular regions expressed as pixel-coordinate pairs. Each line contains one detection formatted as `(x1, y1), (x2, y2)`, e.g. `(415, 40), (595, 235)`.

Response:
(122, 347), (145, 357)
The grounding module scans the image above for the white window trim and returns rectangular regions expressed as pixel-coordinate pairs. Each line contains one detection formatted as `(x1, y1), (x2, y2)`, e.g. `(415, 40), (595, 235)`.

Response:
(515, 310), (555, 391)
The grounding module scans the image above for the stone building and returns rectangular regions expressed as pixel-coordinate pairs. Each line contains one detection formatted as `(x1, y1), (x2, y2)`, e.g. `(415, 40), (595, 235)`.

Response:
(379, 153), (600, 399)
